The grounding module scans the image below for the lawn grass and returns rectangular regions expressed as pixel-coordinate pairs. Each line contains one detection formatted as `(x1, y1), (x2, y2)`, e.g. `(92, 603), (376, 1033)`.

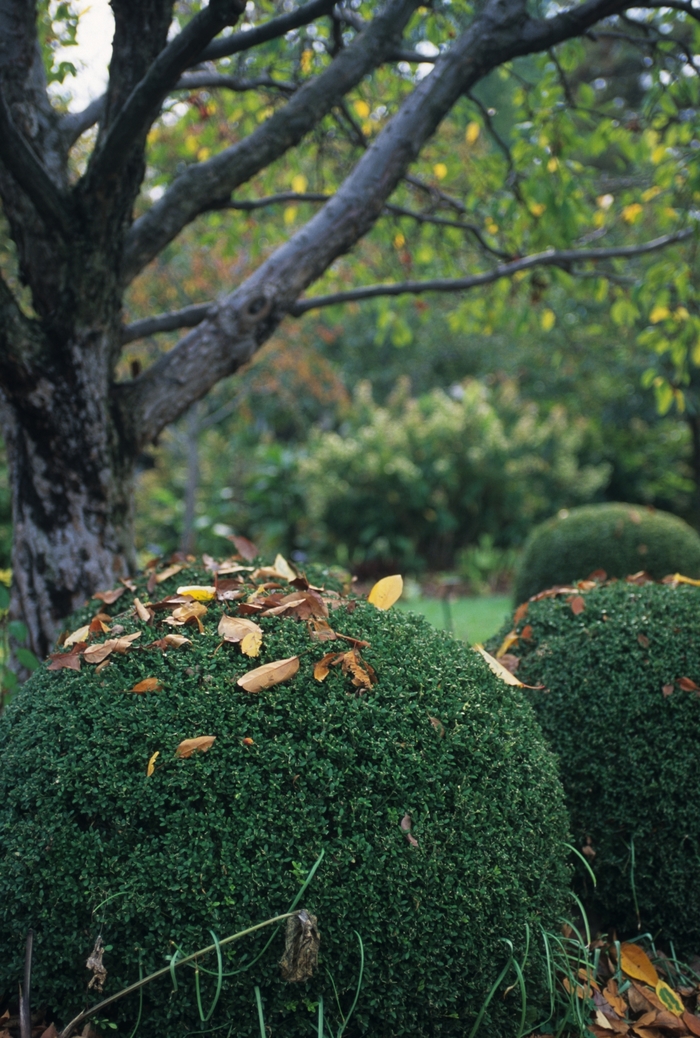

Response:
(398, 594), (513, 645)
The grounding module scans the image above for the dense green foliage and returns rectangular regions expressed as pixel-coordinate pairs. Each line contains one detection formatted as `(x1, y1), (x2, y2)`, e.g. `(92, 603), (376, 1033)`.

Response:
(0, 563), (570, 1037)
(489, 581), (700, 952)
(514, 503), (700, 603)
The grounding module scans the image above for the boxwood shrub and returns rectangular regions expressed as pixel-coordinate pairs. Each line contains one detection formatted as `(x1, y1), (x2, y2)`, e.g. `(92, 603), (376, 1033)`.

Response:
(514, 503), (700, 604)
(0, 561), (570, 1038)
(490, 579), (700, 951)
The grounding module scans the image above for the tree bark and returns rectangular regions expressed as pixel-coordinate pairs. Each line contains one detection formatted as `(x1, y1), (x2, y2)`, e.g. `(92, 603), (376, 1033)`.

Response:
(0, 344), (136, 657)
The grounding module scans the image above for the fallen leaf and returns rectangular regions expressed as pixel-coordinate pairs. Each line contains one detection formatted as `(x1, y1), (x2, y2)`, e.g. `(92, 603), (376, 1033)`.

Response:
(93, 587), (126, 604)
(48, 648), (83, 671)
(367, 574), (403, 610)
(498, 653), (520, 674)
(175, 736), (216, 758)
(406, 833), (419, 848)
(496, 630), (518, 658)
(655, 981), (684, 1017)
(155, 563), (184, 583)
(307, 618), (337, 642)
(237, 655), (300, 693)
(88, 616), (110, 634)
(678, 677), (700, 692)
(218, 614), (263, 643)
(83, 631), (140, 664)
(64, 624), (90, 647)
(603, 979), (627, 1018)
(314, 651), (339, 681)
(171, 601), (208, 623)
(429, 715), (445, 737)
(146, 750), (159, 776)
(683, 1013), (700, 1038)
(133, 597), (152, 622)
(664, 572), (700, 588)
(241, 630), (263, 657)
(662, 684), (674, 697)
(273, 553), (297, 580)
(177, 585), (217, 601)
(588, 568), (608, 581)
(473, 644), (523, 686)
(628, 984), (656, 1014)
(520, 624), (534, 640)
(120, 577), (138, 592)
(635, 1011), (659, 1029)
(95, 659), (110, 674)
(113, 632), (142, 652)
(39, 1025), (58, 1038)
(621, 944), (659, 986)
(242, 737), (255, 746)
(400, 813), (412, 831)
(570, 595), (586, 615)
(594, 1010), (613, 1030)
(130, 677), (162, 693)
(638, 633), (650, 648)
(514, 601), (529, 623)
(626, 570), (652, 585)
(628, 508), (642, 524)
(340, 648), (377, 690)
(577, 580), (598, 592)
(228, 534), (259, 561)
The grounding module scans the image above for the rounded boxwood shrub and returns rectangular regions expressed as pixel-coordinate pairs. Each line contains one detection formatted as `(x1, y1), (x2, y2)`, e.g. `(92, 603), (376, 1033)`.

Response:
(514, 503), (700, 604)
(0, 560), (570, 1037)
(490, 578), (700, 951)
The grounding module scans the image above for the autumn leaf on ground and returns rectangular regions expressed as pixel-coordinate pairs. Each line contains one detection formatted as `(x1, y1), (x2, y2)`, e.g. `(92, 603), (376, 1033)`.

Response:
(663, 573), (700, 588)
(167, 601), (207, 632)
(227, 534), (258, 561)
(683, 1012), (700, 1037)
(241, 630), (262, 657)
(146, 751), (159, 776)
(678, 676), (700, 692)
(602, 979), (627, 1017)
(496, 630), (518, 658)
(655, 980), (684, 1016)
(175, 736), (216, 758)
(340, 648), (377, 690)
(307, 618), (337, 642)
(64, 623), (90, 647)
(89, 615), (110, 635)
(662, 684), (674, 697)
(48, 647), (83, 671)
(473, 644), (523, 687)
(570, 595), (586, 615)
(429, 715), (445, 737)
(367, 574), (403, 610)
(273, 553), (297, 580)
(218, 614), (263, 645)
(155, 563), (185, 583)
(177, 585), (217, 601)
(130, 677), (163, 693)
(83, 631), (140, 664)
(637, 633), (650, 648)
(514, 601), (529, 623)
(147, 634), (192, 650)
(133, 597), (153, 622)
(400, 813), (419, 847)
(93, 587), (126, 604)
(237, 655), (300, 693)
(520, 624), (533, 640)
(314, 651), (340, 681)
(620, 943), (659, 986)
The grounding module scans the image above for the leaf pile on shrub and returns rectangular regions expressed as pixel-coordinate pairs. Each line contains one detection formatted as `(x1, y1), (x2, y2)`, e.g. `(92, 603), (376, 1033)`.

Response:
(489, 573), (700, 952)
(514, 503), (700, 603)
(0, 551), (570, 1037)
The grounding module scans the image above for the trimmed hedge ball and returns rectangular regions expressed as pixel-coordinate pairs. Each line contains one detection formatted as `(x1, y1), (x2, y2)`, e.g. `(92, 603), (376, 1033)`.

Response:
(0, 561), (570, 1038)
(513, 503), (700, 604)
(490, 579), (700, 951)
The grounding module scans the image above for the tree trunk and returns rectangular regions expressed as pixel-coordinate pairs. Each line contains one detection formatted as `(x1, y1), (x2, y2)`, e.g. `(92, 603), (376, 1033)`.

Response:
(0, 346), (136, 658)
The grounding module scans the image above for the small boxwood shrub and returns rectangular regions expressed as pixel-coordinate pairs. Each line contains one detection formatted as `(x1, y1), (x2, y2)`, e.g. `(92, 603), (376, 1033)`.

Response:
(489, 579), (700, 951)
(514, 503), (700, 604)
(0, 560), (570, 1038)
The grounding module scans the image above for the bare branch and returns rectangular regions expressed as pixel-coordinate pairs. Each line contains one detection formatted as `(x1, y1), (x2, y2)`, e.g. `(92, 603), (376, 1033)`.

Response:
(174, 72), (296, 94)
(122, 0), (423, 282)
(0, 92), (71, 237)
(208, 190), (331, 212)
(121, 302), (216, 344)
(289, 230), (694, 313)
(59, 96), (106, 149)
(198, 0), (337, 62)
(384, 202), (514, 260)
(86, 0), (246, 189)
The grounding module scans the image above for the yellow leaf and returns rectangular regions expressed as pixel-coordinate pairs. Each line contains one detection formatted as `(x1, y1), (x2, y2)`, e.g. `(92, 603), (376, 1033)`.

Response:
(642, 185), (662, 202)
(529, 202), (545, 217)
(547, 157), (559, 172)
(146, 751), (159, 777)
(284, 206), (297, 225)
(620, 943), (659, 986)
(622, 203), (643, 224)
(465, 121), (480, 144)
(171, 601), (207, 623)
(650, 305), (670, 324)
(64, 624), (90, 648)
(273, 554), (297, 581)
(301, 49), (313, 73)
(176, 585), (216, 601)
(237, 655), (300, 693)
(218, 614), (263, 643)
(367, 574), (403, 610)
(393, 232), (405, 249)
(291, 174), (307, 194)
(241, 630), (263, 657)
(655, 980), (684, 1016)
(668, 573), (700, 587)
(353, 99), (370, 119)
(130, 677), (162, 693)
(541, 309), (556, 331)
(433, 163), (448, 180)
(155, 563), (184, 583)
(496, 630), (519, 658)
(175, 736), (216, 758)
(473, 644), (523, 686)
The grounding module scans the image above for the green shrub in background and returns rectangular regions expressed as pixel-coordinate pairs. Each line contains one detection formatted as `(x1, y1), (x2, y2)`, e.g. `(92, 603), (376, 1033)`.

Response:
(489, 580), (700, 952)
(0, 561), (570, 1037)
(513, 502), (700, 603)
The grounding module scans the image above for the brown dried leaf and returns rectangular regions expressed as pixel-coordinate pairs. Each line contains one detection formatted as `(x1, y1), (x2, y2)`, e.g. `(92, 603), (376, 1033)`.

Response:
(314, 652), (341, 682)
(130, 677), (162, 693)
(604, 980), (628, 1018)
(133, 597), (152, 622)
(307, 618), (337, 642)
(175, 735), (216, 758)
(39, 1025), (58, 1038)
(88, 616), (110, 635)
(626, 570), (652, 585)
(340, 648), (377, 689)
(514, 601), (529, 624)
(683, 1014), (700, 1038)
(406, 833), (419, 848)
(498, 653), (520, 674)
(48, 648), (83, 671)
(638, 634), (650, 648)
(218, 614), (263, 643)
(120, 577), (138, 592)
(400, 812), (412, 831)
(228, 534), (259, 561)
(571, 595), (586, 615)
(83, 631), (140, 664)
(521, 624), (534, 640)
(171, 601), (208, 623)
(588, 568), (608, 581)
(678, 677), (700, 692)
(93, 587), (126, 605)
(662, 684), (674, 698)
(155, 563), (184, 583)
(429, 715), (445, 737)
(628, 985), (655, 1015)
(237, 655), (300, 693)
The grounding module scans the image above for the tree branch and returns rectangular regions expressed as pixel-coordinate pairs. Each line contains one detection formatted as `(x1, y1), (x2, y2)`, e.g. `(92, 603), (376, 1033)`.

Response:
(0, 92), (71, 237)
(121, 302), (215, 344)
(197, 0), (337, 62)
(86, 0), (246, 189)
(174, 72), (296, 95)
(121, 0), (423, 283)
(59, 96), (106, 149)
(289, 230), (694, 313)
